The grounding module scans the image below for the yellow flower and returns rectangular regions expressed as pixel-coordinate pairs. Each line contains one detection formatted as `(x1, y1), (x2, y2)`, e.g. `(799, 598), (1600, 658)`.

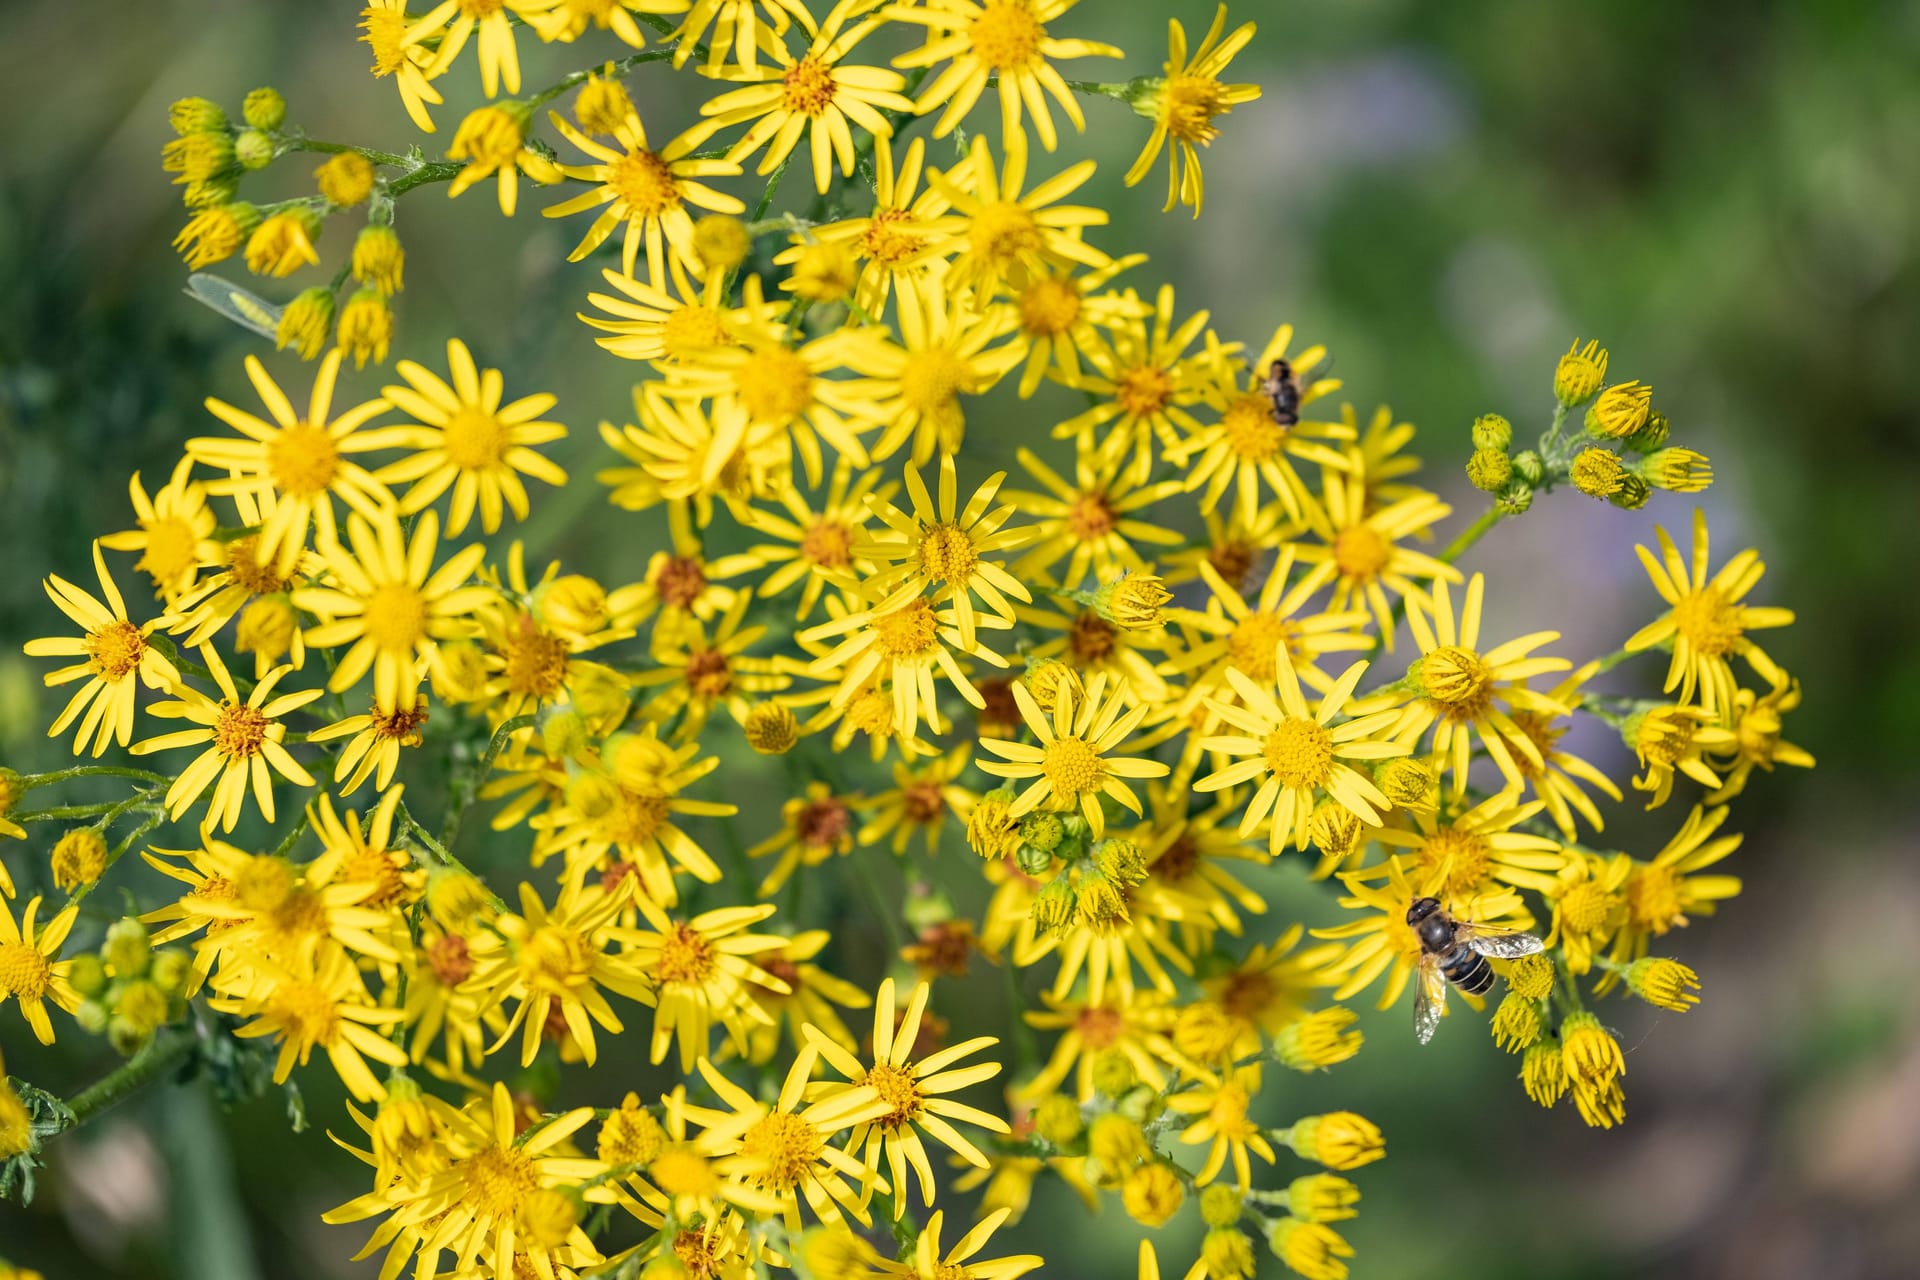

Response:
(209, 946), (407, 1102)
(860, 742), (977, 856)
(671, 0), (821, 72)
(856, 453), (1033, 648)
(1019, 988), (1187, 1101)
(807, 977), (1010, 1214)
(1559, 1010), (1626, 1128)
(1195, 647), (1404, 856)
(833, 290), (1026, 464)
(1541, 852), (1630, 976)
(293, 506), (494, 714)
(335, 289), (393, 369)
(618, 897), (788, 1069)
(1554, 338), (1608, 406)
(1052, 284), (1214, 480)
(701, 0), (916, 194)
(1626, 703), (1736, 808)
(1383, 573), (1573, 796)
(546, 111), (745, 284)
(748, 782), (859, 897)
(1625, 508), (1796, 718)
(1165, 547), (1374, 706)
(1008, 257), (1149, 397)
(1168, 1065), (1274, 1191)
(798, 590), (1008, 744)
(794, 137), (950, 314)
(1606, 804), (1743, 969)
(1003, 444), (1183, 590)
(356, 338), (569, 535)
(0, 896), (80, 1044)
(24, 541), (181, 757)
(1124, 5), (1262, 215)
(411, 0), (540, 97)
(173, 202), (258, 269)
(276, 288), (336, 361)
(446, 104), (564, 217)
(526, 0), (689, 48)
(1268, 1218), (1355, 1280)
(186, 350), (394, 574)
(634, 595), (791, 738)
(582, 259), (735, 363)
(888, 0), (1120, 153)
(978, 673), (1168, 837)
(97, 458), (217, 604)
(245, 211), (322, 277)
(922, 133), (1111, 298)
(743, 459), (890, 621)
(1704, 676), (1812, 802)
(739, 929), (872, 1062)
(1173, 325), (1353, 517)
(865, 1207), (1041, 1280)
(315, 152), (376, 207)
(1502, 661), (1625, 838)
(1626, 957), (1701, 1012)
(1293, 465), (1459, 644)
(1369, 791), (1566, 904)
(129, 644), (321, 832)
(304, 697), (429, 794)
(359, 0), (444, 133)
(351, 224), (405, 296)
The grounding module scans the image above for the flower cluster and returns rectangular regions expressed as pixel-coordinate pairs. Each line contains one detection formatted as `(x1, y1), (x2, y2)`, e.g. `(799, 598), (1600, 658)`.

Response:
(1, 6), (1816, 1280)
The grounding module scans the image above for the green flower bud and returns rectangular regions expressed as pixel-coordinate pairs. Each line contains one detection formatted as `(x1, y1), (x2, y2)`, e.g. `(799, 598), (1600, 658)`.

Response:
(1495, 481), (1533, 516)
(1621, 409), (1670, 454)
(1510, 449), (1544, 485)
(1470, 413), (1512, 451)
(103, 918), (151, 978)
(1465, 448), (1512, 493)
(234, 128), (275, 171)
(243, 87), (287, 131)
(68, 953), (109, 998)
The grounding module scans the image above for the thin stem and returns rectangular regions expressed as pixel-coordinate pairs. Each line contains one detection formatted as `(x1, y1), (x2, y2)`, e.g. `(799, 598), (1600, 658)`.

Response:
(524, 50), (675, 111)
(1436, 506), (1502, 564)
(18, 764), (169, 791)
(62, 1025), (198, 1129)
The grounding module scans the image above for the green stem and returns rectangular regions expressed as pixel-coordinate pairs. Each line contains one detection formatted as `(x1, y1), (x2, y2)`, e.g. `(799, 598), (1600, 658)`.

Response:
(62, 1025), (198, 1129)
(1436, 506), (1502, 564)
(440, 714), (535, 853)
(19, 764), (169, 791)
(524, 50), (675, 111)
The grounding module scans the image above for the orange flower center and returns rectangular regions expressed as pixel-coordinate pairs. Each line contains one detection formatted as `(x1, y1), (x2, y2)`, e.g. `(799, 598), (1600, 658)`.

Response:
(363, 582), (429, 652)
(501, 619), (571, 700)
(213, 702), (270, 759)
(87, 620), (147, 680)
(865, 1061), (925, 1131)
(1068, 611), (1116, 663)
(1225, 612), (1292, 683)
(1115, 365), (1172, 418)
(1671, 585), (1741, 657)
(1261, 718), (1333, 789)
(739, 1111), (823, 1190)
(654, 922), (716, 985)
(781, 56), (838, 116)
(860, 208), (924, 266)
(796, 797), (851, 849)
(684, 648), (731, 698)
(1331, 525), (1391, 581)
(875, 598), (940, 659)
(1018, 275), (1081, 336)
(800, 519), (853, 568)
(1222, 391), (1285, 460)
(609, 148), (681, 218)
(226, 536), (290, 595)
(654, 555), (709, 608)
(738, 346), (813, 425)
(1065, 492), (1117, 540)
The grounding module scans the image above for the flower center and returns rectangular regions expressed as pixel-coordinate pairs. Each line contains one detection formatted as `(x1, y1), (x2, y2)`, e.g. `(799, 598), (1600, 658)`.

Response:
(660, 305), (732, 360)
(1208, 539), (1255, 591)
(428, 932), (473, 986)
(1068, 611), (1116, 664)
(1671, 585), (1742, 657)
(213, 702), (270, 759)
(900, 347), (971, 414)
(1065, 492), (1116, 540)
(1636, 710), (1697, 766)
(673, 1226), (724, 1278)
(902, 780), (945, 825)
(917, 523), (978, 583)
(443, 405), (509, 470)
(1736, 704), (1781, 760)
(1018, 275), (1081, 336)
(363, 582), (429, 652)
(502, 620), (571, 699)
(519, 924), (593, 993)
(1041, 736), (1102, 799)
(1208, 1081), (1255, 1135)
(1074, 1004), (1122, 1048)
(0, 941), (51, 999)
(1164, 74), (1230, 144)
(1222, 392), (1285, 460)
(1507, 711), (1561, 777)
(796, 798), (851, 848)
(739, 1111), (822, 1190)
(1558, 882), (1616, 936)
(650, 557), (706, 610)
(971, 0), (1044, 70)
(875, 598), (940, 659)
(847, 686), (895, 736)
(266, 421), (340, 497)
(1217, 970), (1274, 1023)
(271, 978), (341, 1048)
(1153, 833), (1200, 882)
(1261, 718), (1333, 789)
(738, 346), (813, 425)
(458, 0), (504, 15)
(684, 648), (731, 698)
(226, 536), (290, 595)
(969, 201), (1041, 268)
(865, 1061), (925, 1131)
(360, 6), (407, 75)
(343, 849), (406, 907)
(600, 789), (670, 847)
(460, 1144), (540, 1220)
(235, 855), (298, 912)
(861, 208), (924, 266)
(1625, 864), (1684, 933)
(651, 1145), (718, 1196)
(1331, 525), (1391, 581)
(87, 620), (147, 681)
(781, 56), (838, 116)
(1419, 645), (1492, 720)
(655, 922), (716, 985)
(1418, 827), (1491, 898)
(1226, 613), (1292, 683)
(372, 699), (430, 743)
(138, 517), (201, 585)
(609, 147), (682, 218)
(1115, 365), (1173, 418)
(800, 519), (853, 568)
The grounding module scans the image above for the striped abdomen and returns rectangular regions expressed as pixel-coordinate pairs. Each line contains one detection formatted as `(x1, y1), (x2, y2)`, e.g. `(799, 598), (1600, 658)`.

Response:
(1439, 945), (1494, 996)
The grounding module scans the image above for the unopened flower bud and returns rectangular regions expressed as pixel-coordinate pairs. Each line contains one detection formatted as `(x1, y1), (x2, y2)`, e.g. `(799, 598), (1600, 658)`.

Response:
(1284, 1111), (1384, 1170)
(1032, 1093), (1084, 1145)
(1495, 481), (1534, 516)
(1089, 1048), (1137, 1097)
(1373, 757), (1435, 811)
(691, 215), (751, 274)
(965, 789), (1020, 858)
(352, 224), (406, 296)
(1029, 877), (1076, 936)
(1607, 473), (1651, 510)
(1023, 658), (1083, 715)
(235, 595), (298, 664)
(1086, 1113), (1148, 1167)
(1585, 380), (1652, 439)
(316, 152), (376, 207)
(233, 128), (274, 171)
(1285, 1173), (1361, 1223)
(1570, 446), (1626, 498)
(1089, 573), (1171, 630)
(336, 289), (393, 369)
(1470, 413), (1512, 451)
(51, 828), (108, 892)
(243, 87), (286, 130)
(169, 97), (227, 135)
(68, 953), (108, 998)
(1636, 446), (1711, 493)
(275, 287), (336, 360)
(1272, 1006), (1363, 1071)
(1626, 957), (1701, 1011)
(1466, 448), (1511, 493)
(1093, 838), (1147, 887)
(1553, 338), (1608, 406)
(743, 702), (800, 755)
(573, 69), (634, 136)
(1522, 1040), (1568, 1107)
(1121, 1162), (1184, 1227)
(1490, 991), (1542, 1052)
(1510, 449), (1545, 485)
(1621, 409), (1670, 454)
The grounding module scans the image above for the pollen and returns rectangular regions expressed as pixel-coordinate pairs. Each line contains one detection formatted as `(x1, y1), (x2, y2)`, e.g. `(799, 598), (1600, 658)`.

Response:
(609, 147), (682, 219)
(971, 0), (1045, 70)
(502, 621), (571, 699)
(660, 305), (733, 360)
(847, 686), (896, 737)
(271, 978), (342, 1049)
(781, 57), (839, 116)
(800, 519), (853, 568)
(902, 779), (945, 825)
(739, 1111), (823, 1190)
(1261, 718), (1334, 789)
(684, 648), (732, 698)
(917, 523), (978, 583)
(459, 1143), (540, 1220)
(0, 942), (51, 1000)
(363, 582), (429, 652)
(1671, 586), (1742, 657)
(1019, 275), (1081, 336)
(360, 5), (407, 76)
(342, 849), (407, 908)
(861, 208), (924, 265)
(443, 405), (510, 470)
(1417, 828), (1491, 899)
(1222, 392), (1285, 460)
(1065, 492), (1117, 540)
(1114, 365), (1173, 418)
(1331, 525), (1391, 581)
(865, 1061), (926, 1131)
(1557, 882), (1616, 937)
(968, 201), (1042, 268)
(1225, 613), (1292, 683)
(875, 598), (941, 659)
(86, 620), (147, 680)
(1041, 735), (1102, 798)
(739, 346), (813, 425)
(371, 699), (430, 744)
(226, 536), (290, 596)
(266, 421), (341, 497)
(654, 922), (717, 985)
(427, 932), (474, 986)
(1164, 75), (1230, 145)
(1068, 611), (1116, 663)
(1418, 646), (1492, 719)
(213, 702), (270, 759)
(651, 554), (708, 609)
(900, 348), (970, 415)
(1624, 864), (1685, 933)
(137, 517), (202, 585)
(796, 798), (851, 849)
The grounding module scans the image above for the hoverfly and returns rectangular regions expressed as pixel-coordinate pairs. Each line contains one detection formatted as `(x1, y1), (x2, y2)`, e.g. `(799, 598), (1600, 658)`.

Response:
(1407, 897), (1545, 1044)
(1258, 357), (1305, 426)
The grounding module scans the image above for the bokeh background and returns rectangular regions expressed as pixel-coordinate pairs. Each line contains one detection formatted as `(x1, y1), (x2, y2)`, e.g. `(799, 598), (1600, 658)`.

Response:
(2, 0), (1917, 1277)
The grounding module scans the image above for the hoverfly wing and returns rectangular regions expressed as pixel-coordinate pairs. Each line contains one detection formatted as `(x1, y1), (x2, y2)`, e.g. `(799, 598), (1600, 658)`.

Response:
(1413, 959), (1448, 1044)
(1465, 931), (1546, 959)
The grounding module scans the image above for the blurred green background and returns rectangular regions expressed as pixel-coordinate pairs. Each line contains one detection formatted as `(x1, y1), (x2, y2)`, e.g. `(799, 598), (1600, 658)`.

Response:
(2, 0), (1917, 1276)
